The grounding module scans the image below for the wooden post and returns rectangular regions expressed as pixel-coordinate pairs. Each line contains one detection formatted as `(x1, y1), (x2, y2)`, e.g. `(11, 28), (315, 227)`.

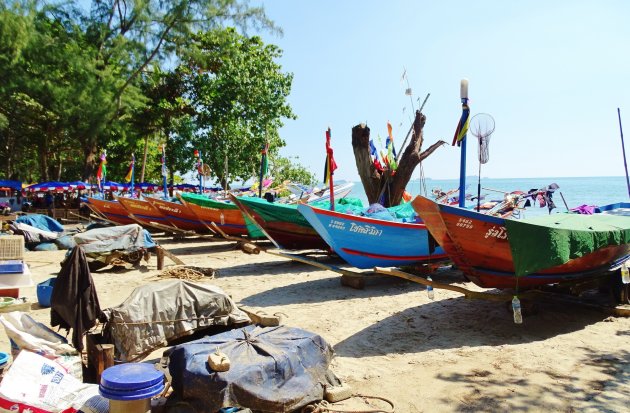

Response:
(156, 246), (165, 270)
(95, 344), (115, 383)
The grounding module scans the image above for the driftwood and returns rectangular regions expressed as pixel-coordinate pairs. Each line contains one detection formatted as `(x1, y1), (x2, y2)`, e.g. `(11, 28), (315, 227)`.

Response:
(352, 110), (447, 206)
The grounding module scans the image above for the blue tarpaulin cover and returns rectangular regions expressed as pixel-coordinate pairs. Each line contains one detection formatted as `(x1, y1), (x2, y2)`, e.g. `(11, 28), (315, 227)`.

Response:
(16, 214), (64, 233)
(168, 325), (334, 412)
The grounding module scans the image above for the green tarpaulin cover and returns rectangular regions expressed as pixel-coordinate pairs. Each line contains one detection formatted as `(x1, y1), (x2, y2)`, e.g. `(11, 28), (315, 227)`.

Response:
(504, 213), (630, 276)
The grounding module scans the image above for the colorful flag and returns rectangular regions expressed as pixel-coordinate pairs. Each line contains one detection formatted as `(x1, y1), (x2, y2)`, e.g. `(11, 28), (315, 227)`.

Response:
(386, 121), (397, 158)
(260, 142), (269, 178)
(96, 151), (107, 190)
(124, 154), (135, 182)
(369, 139), (384, 172)
(452, 101), (470, 146)
(323, 128), (337, 184)
(161, 145), (167, 177)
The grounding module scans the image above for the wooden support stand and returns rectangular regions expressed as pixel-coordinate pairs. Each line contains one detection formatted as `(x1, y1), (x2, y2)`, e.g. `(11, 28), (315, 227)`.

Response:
(86, 333), (115, 384)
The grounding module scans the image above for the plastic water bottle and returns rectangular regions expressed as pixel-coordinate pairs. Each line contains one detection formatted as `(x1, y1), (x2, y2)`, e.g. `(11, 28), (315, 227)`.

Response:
(622, 262), (630, 284)
(512, 296), (523, 324)
(426, 276), (435, 300)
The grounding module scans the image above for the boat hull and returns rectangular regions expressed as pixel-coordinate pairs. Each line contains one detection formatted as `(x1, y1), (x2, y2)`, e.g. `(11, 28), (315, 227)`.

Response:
(86, 197), (135, 225)
(116, 197), (170, 227)
(180, 197), (249, 237)
(298, 204), (447, 268)
(412, 196), (630, 289)
(231, 196), (328, 250)
(144, 197), (206, 232)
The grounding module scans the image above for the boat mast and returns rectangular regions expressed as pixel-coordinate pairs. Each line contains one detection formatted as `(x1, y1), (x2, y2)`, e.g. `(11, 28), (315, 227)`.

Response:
(458, 79), (469, 207)
(617, 108), (630, 199)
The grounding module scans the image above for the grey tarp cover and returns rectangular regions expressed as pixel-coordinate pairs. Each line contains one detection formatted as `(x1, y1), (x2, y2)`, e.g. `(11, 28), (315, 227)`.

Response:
(103, 280), (250, 361)
(73, 224), (146, 254)
(168, 325), (334, 413)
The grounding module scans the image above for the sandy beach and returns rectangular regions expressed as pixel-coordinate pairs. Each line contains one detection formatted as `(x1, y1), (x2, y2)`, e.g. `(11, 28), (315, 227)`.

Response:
(2, 234), (629, 413)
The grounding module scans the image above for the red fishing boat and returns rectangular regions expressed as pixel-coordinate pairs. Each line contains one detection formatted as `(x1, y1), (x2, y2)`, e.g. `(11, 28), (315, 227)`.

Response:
(86, 197), (135, 225)
(412, 195), (630, 289)
(144, 197), (206, 232)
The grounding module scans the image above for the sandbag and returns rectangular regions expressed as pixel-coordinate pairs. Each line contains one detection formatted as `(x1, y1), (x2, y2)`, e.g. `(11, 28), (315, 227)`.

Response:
(33, 242), (58, 251)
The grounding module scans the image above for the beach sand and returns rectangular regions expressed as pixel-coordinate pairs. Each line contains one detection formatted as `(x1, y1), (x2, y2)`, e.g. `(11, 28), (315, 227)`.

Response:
(2, 235), (629, 412)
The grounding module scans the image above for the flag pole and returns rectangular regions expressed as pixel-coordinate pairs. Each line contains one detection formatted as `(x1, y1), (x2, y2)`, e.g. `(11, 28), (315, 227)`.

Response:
(198, 150), (203, 194)
(130, 153), (135, 198)
(617, 108), (630, 199)
(162, 144), (168, 199)
(327, 127), (335, 211)
(458, 79), (469, 208)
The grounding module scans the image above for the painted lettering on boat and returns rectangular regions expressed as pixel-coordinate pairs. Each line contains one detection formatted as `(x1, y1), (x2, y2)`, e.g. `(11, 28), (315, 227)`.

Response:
(328, 219), (346, 231)
(129, 202), (150, 210)
(158, 205), (181, 214)
(456, 218), (473, 229)
(349, 222), (383, 237)
(484, 226), (508, 240)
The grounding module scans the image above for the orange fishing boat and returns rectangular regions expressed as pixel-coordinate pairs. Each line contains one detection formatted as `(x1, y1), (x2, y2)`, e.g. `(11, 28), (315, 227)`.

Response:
(115, 196), (171, 228)
(178, 193), (250, 237)
(144, 197), (206, 232)
(86, 197), (135, 225)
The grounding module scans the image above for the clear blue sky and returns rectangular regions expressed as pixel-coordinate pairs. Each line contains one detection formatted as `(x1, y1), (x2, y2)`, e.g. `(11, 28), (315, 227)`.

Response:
(254, 0), (630, 181)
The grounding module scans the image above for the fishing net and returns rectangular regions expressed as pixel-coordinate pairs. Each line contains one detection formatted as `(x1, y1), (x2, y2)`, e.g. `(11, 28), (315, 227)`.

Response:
(470, 113), (495, 164)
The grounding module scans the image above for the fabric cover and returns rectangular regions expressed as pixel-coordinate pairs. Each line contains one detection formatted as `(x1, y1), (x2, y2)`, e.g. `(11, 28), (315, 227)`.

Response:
(50, 246), (103, 351)
(103, 280), (250, 362)
(168, 325), (334, 413)
(505, 213), (630, 276)
(16, 214), (64, 233)
(73, 223), (148, 254)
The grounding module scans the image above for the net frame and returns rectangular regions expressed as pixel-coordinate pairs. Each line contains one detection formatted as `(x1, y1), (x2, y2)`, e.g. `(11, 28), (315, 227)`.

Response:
(470, 113), (495, 164)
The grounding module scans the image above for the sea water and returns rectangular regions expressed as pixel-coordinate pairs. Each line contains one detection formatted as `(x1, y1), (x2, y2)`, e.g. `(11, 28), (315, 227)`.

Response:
(347, 176), (629, 218)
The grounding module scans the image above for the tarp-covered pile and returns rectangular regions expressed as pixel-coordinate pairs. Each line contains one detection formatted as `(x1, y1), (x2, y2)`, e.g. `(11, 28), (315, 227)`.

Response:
(167, 325), (335, 412)
(103, 280), (250, 361)
(73, 223), (153, 254)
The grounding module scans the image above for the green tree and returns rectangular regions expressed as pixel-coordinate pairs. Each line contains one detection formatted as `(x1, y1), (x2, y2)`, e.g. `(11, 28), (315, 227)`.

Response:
(183, 28), (296, 188)
(270, 156), (316, 186)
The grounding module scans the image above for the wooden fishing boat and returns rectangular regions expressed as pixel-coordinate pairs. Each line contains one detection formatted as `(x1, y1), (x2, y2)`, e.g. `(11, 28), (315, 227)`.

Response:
(230, 195), (330, 250)
(115, 196), (171, 228)
(297, 203), (448, 268)
(178, 193), (263, 238)
(86, 197), (136, 225)
(144, 197), (207, 232)
(411, 195), (630, 289)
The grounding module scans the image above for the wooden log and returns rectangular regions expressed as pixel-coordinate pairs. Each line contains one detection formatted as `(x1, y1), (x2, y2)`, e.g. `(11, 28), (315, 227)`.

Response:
(95, 344), (114, 383)
(157, 245), (184, 265)
(156, 246), (165, 270)
(239, 242), (260, 255)
(340, 273), (365, 290)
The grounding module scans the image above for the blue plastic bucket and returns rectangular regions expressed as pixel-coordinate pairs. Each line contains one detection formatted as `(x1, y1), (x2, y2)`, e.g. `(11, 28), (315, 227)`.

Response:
(37, 278), (56, 307)
(0, 352), (8, 368)
(99, 363), (164, 401)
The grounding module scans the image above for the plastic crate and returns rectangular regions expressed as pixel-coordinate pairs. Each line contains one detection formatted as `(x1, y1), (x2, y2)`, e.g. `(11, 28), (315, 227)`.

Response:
(0, 236), (24, 261)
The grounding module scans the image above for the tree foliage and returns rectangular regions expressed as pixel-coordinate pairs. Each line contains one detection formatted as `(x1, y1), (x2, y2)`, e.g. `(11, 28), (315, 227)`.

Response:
(0, 0), (311, 187)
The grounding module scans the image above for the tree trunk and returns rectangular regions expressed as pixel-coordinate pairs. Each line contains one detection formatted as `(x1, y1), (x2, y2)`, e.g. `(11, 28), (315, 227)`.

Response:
(82, 141), (98, 181)
(352, 111), (447, 207)
(39, 136), (50, 182)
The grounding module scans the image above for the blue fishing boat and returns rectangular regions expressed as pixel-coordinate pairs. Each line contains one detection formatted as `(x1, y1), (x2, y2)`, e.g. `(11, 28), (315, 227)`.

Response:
(297, 203), (448, 269)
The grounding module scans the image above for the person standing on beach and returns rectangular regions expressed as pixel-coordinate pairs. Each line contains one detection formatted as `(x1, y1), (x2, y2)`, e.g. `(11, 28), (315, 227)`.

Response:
(45, 190), (54, 216)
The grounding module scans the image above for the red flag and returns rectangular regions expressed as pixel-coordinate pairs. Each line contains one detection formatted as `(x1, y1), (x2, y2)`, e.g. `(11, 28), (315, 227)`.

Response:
(324, 128), (337, 184)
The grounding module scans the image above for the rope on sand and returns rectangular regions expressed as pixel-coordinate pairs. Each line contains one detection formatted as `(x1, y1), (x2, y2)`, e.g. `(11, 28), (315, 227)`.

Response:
(301, 395), (395, 413)
(156, 265), (217, 281)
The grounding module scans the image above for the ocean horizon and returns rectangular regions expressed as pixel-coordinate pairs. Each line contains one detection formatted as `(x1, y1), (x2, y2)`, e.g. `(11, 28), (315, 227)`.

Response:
(346, 176), (629, 217)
